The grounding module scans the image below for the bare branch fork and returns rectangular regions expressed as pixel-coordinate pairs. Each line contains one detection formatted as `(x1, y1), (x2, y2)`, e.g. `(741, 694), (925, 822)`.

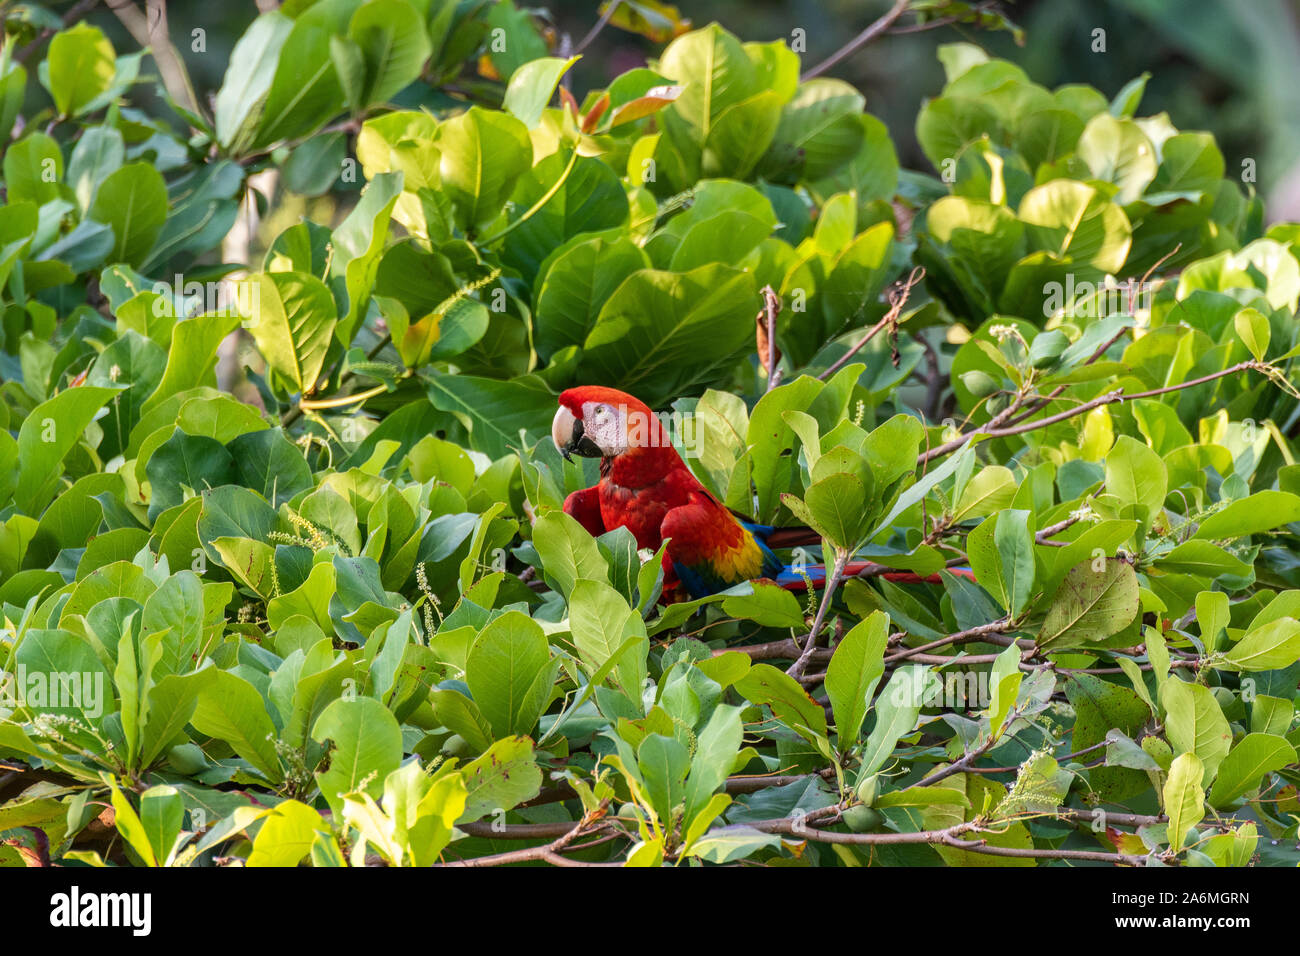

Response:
(919, 360), (1271, 466)
(818, 266), (925, 382)
(788, 549), (849, 679)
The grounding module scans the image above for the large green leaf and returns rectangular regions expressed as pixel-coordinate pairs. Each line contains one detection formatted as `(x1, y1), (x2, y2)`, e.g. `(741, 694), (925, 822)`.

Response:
(88, 163), (169, 267)
(464, 610), (558, 738)
(214, 12), (293, 151)
(43, 23), (115, 118)
(1037, 559), (1139, 650)
(349, 0), (431, 107)
(12, 385), (120, 515)
(191, 670), (284, 784)
(311, 696), (403, 813)
(240, 271), (337, 395)
(825, 611), (889, 745)
(434, 106), (532, 235)
(577, 264), (758, 406)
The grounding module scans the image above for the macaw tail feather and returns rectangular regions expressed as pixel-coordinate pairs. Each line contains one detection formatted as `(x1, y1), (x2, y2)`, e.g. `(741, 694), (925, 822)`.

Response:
(774, 563), (977, 592)
(756, 525), (825, 549)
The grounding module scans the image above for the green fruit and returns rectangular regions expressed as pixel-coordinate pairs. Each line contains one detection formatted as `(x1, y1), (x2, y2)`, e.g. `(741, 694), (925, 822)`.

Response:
(855, 775), (879, 807)
(960, 369), (1000, 398)
(1028, 329), (1070, 369)
(986, 394), (1008, 415)
(442, 734), (470, 756)
(842, 805), (883, 832)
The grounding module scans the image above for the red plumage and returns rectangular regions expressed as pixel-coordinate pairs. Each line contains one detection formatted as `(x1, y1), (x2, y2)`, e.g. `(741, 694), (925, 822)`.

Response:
(555, 387), (777, 598)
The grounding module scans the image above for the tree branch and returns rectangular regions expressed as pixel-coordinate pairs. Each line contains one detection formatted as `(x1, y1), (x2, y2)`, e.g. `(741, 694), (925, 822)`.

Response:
(801, 0), (912, 81)
(919, 360), (1268, 465)
(788, 549), (848, 679)
(818, 267), (924, 382)
(107, 0), (202, 120)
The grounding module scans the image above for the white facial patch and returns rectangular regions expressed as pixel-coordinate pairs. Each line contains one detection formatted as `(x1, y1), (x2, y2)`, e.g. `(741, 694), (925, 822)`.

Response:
(582, 401), (629, 456)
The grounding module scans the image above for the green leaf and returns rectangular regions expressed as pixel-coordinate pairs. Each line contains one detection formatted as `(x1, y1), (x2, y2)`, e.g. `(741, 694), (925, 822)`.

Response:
(501, 151), (628, 281)
(252, 7), (346, 148)
(534, 234), (650, 360)
(568, 579), (649, 695)
(1018, 179), (1132, 275)
(1037, 559), (1139, 650)
(1162, 678), (1232, 787)
(434, 106), (533, 234)
(13, 385), (120, 515)
(311, 696), (403, 813)
(349, 0), (431, 106)
(2, 133), (62, 206)
(142, 313), (243, 413)
(825, 612), (889, 745)
(191, 670), (284, 784)
(425, 373), (556, 459)
(683, 704), (743, 826)
(578, 264), (758, 407)
(109, 781), (158, 866)
(967, 510), (1034, 617)
(215, 12), (293, 151)
(247, 800), (326, 867)
(239, 271), (337, 395)
(1076, 113), (1157, 204)
(1220, 618), (1300, 672)
(331, 171), (403, 347)
(1155, 540), (1252, 579)
(720, 581), (805, 628)
(465, 611), (558, 738)
(1207, 733), (1297, 807)
(503, 56), (579, 128)
(457, 735), (543, 823)
(1065, 672), (1152, 802)
(987, 642), (1023, 736)
(1234, 307), (1270, 361)
(658, 24), (763, 147)
(67, 125), (124, 211)
(138, 785), (184, 866)
(88, 163), (169, 267)
(1193, 491), (1300, 539)
(637, 732), (690, 824)
(857, 665), (927, 783)
(734, 662), (828, 747)
(1104, 436), (1167, 529)
(43, 24), (115, 118)
(1164, 752), (1204, 855)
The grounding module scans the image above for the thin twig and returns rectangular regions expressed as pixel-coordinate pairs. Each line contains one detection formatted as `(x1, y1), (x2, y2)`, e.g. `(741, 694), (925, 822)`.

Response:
(801, 0), (912, 80)
(436, 802), (612, 867)
(883, 617), (1015, 665)
(919, 360), (1268, 465)
(574, 0), (622, 54)
(818, 267), (924, 381)
(760, 284), (782, 391)
(940, 833), (1146, 865)
(15, 0), (101, 65)
(788, 550), (848, 679)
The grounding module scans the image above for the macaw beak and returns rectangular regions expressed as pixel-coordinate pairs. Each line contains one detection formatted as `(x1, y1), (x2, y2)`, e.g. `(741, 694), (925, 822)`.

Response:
(551, 405), (602, 461)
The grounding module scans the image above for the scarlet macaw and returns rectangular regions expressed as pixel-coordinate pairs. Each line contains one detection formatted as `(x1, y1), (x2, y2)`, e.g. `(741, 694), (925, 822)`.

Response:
(550, 386), (972, 601)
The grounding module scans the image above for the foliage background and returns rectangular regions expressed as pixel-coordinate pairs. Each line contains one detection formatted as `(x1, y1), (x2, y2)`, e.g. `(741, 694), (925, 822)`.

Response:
(1, 0), (1300, 869)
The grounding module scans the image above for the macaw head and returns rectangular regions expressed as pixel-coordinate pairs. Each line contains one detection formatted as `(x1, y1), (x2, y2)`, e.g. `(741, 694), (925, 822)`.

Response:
(552, 386), (667, 462)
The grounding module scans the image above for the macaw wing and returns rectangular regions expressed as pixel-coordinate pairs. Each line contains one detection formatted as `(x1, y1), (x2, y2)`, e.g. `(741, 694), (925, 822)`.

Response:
(661, 494), (783, 599)
(562, 485), (606, 538)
